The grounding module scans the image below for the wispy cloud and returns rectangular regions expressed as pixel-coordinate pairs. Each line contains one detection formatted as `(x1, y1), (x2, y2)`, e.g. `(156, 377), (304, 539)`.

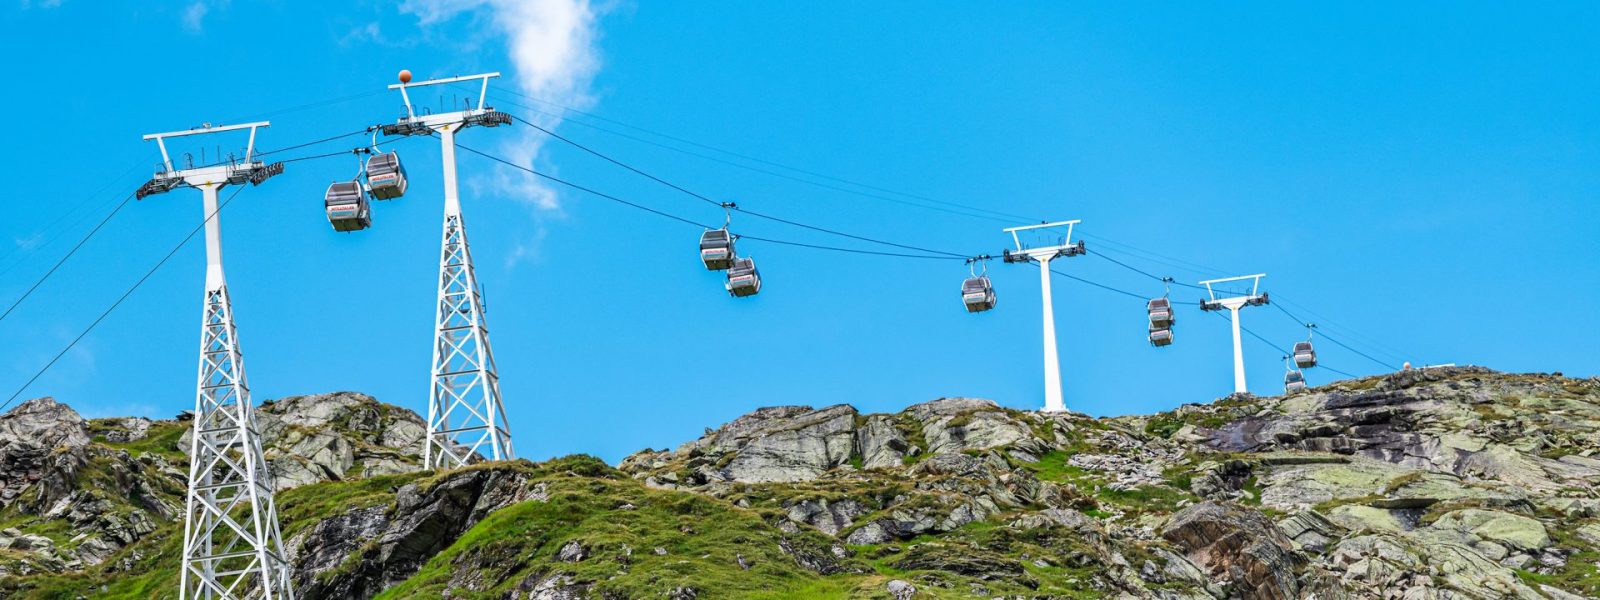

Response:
(181, 1), (209, 33)
(12, 232), (44, 251)
(399, 0), (607, 265)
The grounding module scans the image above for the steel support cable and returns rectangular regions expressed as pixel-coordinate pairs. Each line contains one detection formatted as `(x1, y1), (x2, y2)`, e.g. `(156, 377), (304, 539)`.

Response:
(1272, 295), (1416, 363)
(735, 235), (966, 260)
(1207, 311), (1361, 380)
(1078, 233), (1234, 279)
(487, 87), (1415, 372)
(0, 164), (144, 274)
(485, 84), (1041, 223)
(1, 146), (364, 329)
(1043, 270), (1171, 302)
(255, 127), (371, 157)
(1, 184), (250, 411)
(1270, 301), (1398, 370)
(451, 140), (963, 260)
(1087, 249), (1212, 291)
(496, 96), (1018, 224)
(220, 89), (388, 124)
(0, 192), (137, 324)
(729, 207), (970, 258)
(509, 115), (974, 259)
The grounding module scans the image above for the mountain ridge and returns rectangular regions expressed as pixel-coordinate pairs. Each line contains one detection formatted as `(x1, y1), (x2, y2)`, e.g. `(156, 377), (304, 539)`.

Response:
(0, 367), (1595, 598)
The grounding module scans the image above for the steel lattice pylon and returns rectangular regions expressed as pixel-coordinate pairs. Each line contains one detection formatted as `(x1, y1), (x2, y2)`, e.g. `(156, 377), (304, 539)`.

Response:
(425, 209), (513, 467)
(182, 282), (294, 600)
(139, 122), (293, 600)
(377, 71), (516, 468)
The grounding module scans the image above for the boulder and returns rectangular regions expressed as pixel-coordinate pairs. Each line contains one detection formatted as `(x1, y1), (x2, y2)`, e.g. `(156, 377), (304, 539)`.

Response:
(719, 405), (858, 482)
(1429, 509), (1551, 551)
(1161, 502), (1302, 600)
(0, 398), (91, 507)
(856, 414), (909, 469)
(784, 498), (868, 536)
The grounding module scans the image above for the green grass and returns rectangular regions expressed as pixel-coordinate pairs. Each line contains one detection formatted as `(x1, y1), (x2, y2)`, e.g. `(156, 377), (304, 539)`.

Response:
(1023, 451), (1196, 516)
(95, 420), (188, 462)
(374, 469), (869, 599)
(1517, 526), (1600, 596)
(1144, 416), (1185, 439)
(276, 471), (428, 537)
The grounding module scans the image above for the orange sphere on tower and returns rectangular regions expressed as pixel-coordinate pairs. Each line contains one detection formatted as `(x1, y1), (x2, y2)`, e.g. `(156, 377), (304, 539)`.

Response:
(398, 69), (413, 84)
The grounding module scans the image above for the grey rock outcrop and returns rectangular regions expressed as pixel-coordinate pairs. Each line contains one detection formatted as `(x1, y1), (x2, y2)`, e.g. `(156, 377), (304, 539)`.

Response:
(688, 404), (859, 483)
(287, 466), (537, 599)
(1162, 502), (1303, 600)
(855, 414), (908, 469)
(0, 398), (91, 507)
(177, 391), (426, 490)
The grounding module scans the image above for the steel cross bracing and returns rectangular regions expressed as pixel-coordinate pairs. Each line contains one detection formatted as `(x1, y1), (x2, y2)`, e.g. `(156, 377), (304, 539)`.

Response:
(427, 211), (513, 466)
(382, 71), (514, 467)
(139, 122), (292, 600)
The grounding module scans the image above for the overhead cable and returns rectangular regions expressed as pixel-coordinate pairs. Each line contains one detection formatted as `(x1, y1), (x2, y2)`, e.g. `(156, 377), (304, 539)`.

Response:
(2, 184), (249, 411)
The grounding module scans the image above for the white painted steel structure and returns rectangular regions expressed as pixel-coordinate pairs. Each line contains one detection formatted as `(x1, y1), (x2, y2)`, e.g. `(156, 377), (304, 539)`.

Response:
(383, 72), (515, 468)
(1002, 220), (1085, 413)
(140, 122), (293, 600)
(1198, 273), (1268, 395)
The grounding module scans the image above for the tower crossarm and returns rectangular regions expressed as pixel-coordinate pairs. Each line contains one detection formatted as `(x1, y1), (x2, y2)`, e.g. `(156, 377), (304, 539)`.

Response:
(381, 72), (510, 137)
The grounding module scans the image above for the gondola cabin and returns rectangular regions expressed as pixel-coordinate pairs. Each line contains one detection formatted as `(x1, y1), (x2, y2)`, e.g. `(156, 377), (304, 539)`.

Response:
(1147, 297), (1174, 328)
(1149, 326), (1173, 347)
(726, 257), (761, 297)
(1284, 369), (1307, 392)
(325, 181), (371, 232)
(699, 229), (735, 270)
(1293, 341), (1318, 368)
(365, 152), (408, 200)
(961, 276), (996, 312)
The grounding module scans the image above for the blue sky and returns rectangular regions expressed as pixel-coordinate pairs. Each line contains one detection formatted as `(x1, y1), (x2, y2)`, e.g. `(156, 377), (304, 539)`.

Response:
(2, 2), (1596, 463)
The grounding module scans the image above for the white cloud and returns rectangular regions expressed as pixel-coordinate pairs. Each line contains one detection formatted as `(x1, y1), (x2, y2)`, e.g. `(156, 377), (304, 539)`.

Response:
(399, 0), (606, 263)
(181, 1), (209, 33)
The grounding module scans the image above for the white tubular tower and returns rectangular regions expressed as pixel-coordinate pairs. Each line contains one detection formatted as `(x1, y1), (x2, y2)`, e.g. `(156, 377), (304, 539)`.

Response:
(1198, 273), (1269, 395)
(381, 71), (515, 468)
(139, 122), (292, 600)
(1002, 220), (1086, 413)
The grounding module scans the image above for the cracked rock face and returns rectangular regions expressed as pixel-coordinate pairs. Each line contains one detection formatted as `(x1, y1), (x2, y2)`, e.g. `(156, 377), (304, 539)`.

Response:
(287, 466), (536, 599)
(697, 404), (859, 483)
(2, 368), (1598, 599)
(0, 398), (91, 507)
(177, 391), (426, 490)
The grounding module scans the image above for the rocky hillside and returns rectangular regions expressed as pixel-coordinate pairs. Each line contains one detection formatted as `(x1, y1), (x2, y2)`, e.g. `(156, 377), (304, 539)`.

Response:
(0, 367), (1597, 599)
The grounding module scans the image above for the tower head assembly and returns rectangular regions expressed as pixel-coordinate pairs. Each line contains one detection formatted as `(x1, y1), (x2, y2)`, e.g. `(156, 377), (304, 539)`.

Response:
(380, 71), (511, 137)
(137, 121), (283, 199)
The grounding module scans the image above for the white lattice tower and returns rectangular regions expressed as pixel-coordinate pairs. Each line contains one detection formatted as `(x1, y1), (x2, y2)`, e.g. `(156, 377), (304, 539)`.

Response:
(183, 275), (294, 599)
(380, 71), (515, 468)
(139, 122), (293, 600)
(426, 206), (513, 467)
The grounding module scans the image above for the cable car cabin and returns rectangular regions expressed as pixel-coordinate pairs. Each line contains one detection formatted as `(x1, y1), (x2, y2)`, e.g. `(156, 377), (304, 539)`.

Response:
(725, 257), (761, 297)
(1293, 341), (1318, 368)
(325, 181), (371, 232)
(1284, 369), (1307, 392)
(961, 276), (996, 313)
(365, 152), (408, 200)
(699, 229), (735, 270)
(1147, 297), (1175, 328)
(1148, 326), (1174, 347)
